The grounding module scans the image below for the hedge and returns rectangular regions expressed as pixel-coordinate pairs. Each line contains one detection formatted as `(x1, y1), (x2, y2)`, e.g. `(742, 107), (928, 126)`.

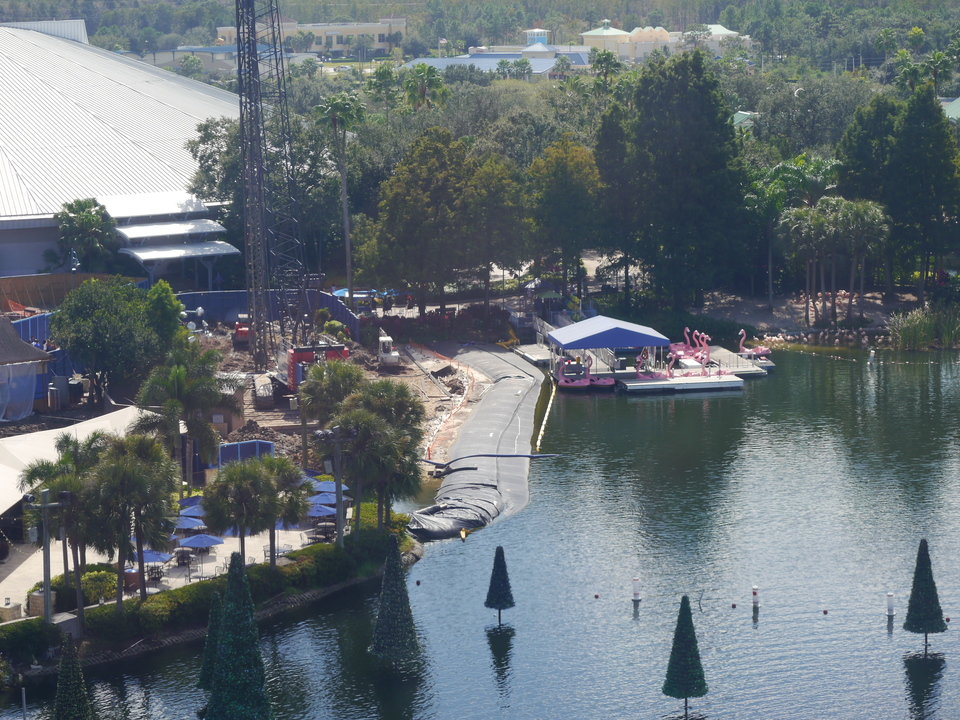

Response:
(81, 528), (397, 643)
(0, 618), (62, 667)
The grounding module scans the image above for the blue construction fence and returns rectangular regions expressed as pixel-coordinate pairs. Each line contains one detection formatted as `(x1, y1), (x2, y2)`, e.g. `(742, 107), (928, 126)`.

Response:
(177, 289), (359, 341)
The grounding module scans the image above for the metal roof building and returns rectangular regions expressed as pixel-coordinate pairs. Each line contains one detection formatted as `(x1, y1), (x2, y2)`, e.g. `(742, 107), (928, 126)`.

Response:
(0, 25), (240, 278)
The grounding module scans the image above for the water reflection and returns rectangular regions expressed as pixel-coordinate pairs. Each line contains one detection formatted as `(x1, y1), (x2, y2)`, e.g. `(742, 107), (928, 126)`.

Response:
(486, 625), (515, 705)
(903, 652), (945, 719)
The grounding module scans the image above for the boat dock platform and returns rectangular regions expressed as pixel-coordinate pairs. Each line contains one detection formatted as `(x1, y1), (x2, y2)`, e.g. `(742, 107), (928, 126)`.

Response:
(618, 373), (745, 393)
(707, 346), (771, 377)
(513, 343), (551, 366)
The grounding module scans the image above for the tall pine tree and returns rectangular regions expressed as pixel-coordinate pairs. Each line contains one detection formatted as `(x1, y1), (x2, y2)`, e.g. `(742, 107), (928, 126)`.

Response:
(371, 534), (420, 663)
(903, 538), (947, 655)
(197, 591), (222, 691)
(54, 634), (94, 720)
(484, 545), (515, 626)
(662, 595), (708, 719)
(203, 553), (272, 720)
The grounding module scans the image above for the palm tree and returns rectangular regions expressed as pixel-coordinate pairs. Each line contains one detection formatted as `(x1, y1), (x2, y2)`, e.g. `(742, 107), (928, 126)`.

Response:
(552, 54), (572, 79)
(133, 344), (243, 497)
(330, 407), (395, 532)
(19, 431), (108, 630)
(592, 49), (622, 82)
(259, 455), (310, 570)
(496, 59), (512, 79)
(364, 63), (399, 113)
(403, 63), (448, 110)
(511, 58), (532, 81)
(298, 359), (366, 429)
(203, 459), (279, 561)
(313, 92), (365, 309)
(875, 28), (897, 83)
(48, 198), (118, 273)
(924, 51), (952, 95)
(894, 49), (927, 92)
(341, 379), (425, 527)
(89, 434), (177, 611)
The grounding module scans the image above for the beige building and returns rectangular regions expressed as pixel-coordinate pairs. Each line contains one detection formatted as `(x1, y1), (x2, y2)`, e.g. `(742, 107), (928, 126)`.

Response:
(217, 17), (406, 58)
(581, 20), (753, 62)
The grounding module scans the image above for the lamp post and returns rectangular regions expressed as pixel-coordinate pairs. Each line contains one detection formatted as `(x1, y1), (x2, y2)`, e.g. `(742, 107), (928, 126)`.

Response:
(422, 453), (559, 478)
(23, 489), (73, 623)
(314, 426), (357, 548)
(180, 306), (205, 343)
(69, 249), (80, 292)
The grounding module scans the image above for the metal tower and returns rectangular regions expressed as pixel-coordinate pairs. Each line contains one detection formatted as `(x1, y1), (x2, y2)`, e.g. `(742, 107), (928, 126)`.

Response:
(236, 0), (312, 371)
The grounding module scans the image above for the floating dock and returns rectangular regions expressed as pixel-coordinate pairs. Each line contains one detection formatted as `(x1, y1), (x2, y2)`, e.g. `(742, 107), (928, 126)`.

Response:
(706, 346), (770, 377)
(513, 343), (551, 366)
(618, 373), (744, 394)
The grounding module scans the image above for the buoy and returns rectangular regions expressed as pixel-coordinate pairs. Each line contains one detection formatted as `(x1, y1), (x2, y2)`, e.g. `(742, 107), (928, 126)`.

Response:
(594, 594), (599, 599)
(459, 528), (467, 542)
(886, 592), (895, 618)
(731, 603), (737, 609)
(947, 617), (951, 623)
(752, 586), (760, 608)
(416, 580), (421, 586)
(632, 578), (641, 610)
(823, 609), (828, 615)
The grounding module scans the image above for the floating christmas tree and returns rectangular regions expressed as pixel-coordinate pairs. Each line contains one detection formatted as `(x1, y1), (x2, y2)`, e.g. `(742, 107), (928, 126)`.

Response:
(371, 534), (420, 663)
(662, 595), (708, 720)
(903, 538), (947, 656)
(203, 552), (273, 720)
(484, 545), (515, 626)
(54, 634), (94, 720)
(197, 591), (222, 691)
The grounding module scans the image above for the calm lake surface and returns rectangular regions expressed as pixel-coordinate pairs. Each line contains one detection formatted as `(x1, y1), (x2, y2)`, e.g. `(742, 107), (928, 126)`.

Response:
(6, 349), (960, 719)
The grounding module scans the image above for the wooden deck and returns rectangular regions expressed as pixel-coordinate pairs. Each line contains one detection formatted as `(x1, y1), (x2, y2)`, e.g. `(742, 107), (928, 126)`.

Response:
(706, 346), (770, 377)
(513, 343), (552, 366)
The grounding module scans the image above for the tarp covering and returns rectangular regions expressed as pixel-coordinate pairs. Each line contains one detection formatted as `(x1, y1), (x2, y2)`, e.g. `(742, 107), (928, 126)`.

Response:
(547, 315), (670, 349)
(407, 344), (546, 540)
(0, 362), (37, 421)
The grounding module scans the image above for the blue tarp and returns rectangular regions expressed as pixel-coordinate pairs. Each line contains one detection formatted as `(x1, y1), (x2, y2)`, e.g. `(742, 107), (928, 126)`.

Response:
(547, 315), (670, 350)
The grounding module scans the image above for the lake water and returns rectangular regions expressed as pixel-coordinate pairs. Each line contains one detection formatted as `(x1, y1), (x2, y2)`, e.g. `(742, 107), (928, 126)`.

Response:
(6, 349), (960, 719)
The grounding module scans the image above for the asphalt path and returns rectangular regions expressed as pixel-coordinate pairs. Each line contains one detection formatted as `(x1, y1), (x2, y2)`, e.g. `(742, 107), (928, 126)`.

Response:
(406, 343), (546, 540)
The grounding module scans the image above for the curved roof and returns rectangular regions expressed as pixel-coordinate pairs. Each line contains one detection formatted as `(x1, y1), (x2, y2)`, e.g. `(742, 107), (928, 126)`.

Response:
(0, 27), (240, 222)
(548, 315), (670, 349)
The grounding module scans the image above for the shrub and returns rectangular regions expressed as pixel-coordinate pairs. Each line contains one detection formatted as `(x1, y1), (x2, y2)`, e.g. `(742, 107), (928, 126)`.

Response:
(85, 600), (142, 642)
(81, 569), (118, 607)
(0, 618), (62, 666)
(26, 565), (117, 612)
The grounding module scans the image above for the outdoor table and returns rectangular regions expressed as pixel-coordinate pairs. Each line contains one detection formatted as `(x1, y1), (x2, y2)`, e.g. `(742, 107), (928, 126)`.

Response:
(174, 548), (194, 566)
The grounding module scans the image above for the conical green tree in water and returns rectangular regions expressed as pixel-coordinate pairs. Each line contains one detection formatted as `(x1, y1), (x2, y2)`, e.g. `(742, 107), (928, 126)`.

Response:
(197, 591), (222, 691)
(203, 552), (272, 720)
(662, 595), (708, 720)
(371, 534), (420, 662)
(54, 634), (94, 720)
(903, 538), (947, 655)
(484, 545), (515, 625)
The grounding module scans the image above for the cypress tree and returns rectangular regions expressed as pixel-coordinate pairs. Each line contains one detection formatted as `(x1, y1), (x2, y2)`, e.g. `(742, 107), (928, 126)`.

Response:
(197, 591), (222, 691)
(662, 595), (708, 720)
(204, 553), (273, 720)
(371, 534), (420, 663)
(903, 538), (947, 655)
(54, 634), (94, 720)
(484, 545), (515, 625)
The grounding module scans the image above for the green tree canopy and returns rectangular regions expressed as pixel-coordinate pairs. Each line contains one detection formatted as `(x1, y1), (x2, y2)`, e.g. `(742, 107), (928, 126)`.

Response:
(54, 635), (94, 720)
(203, 459), (279, 560)
(49, 197), (118, 273)
(50, 277), (160, 408)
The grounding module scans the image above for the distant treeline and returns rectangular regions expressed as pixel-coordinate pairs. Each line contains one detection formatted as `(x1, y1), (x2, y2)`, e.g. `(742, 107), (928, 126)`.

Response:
(6, 0), (960, 66)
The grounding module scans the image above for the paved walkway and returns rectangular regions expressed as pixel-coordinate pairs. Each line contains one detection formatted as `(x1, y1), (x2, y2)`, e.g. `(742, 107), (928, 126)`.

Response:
(0, 525), (325, 618)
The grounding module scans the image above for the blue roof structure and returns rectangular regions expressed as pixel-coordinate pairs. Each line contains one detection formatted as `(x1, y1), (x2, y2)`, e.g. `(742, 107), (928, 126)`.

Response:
(547, 315), (670, 349)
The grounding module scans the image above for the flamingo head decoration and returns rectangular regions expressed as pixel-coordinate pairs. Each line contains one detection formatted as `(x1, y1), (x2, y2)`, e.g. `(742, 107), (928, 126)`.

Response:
(738, 328), (746, 353)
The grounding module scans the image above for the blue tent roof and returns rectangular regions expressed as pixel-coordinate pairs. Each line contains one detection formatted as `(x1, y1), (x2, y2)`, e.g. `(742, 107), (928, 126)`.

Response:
(547, 315), (670, 349)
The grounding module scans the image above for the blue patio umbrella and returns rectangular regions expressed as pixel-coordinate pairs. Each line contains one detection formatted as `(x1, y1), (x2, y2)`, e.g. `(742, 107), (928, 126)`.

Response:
(307, 504), (336, 518)
(179, 505), (205, 517)
(133, 549), (173, 564)
(174, 516), (205, 530)
(178, 496), (203, 508)
(179, 533), (223, 549)
(311, 479), (349, 493)
(308, 492), (351, 505)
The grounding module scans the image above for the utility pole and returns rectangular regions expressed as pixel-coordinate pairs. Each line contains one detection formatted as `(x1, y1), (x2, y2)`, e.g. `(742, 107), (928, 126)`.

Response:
(23, 489), (72, 623)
